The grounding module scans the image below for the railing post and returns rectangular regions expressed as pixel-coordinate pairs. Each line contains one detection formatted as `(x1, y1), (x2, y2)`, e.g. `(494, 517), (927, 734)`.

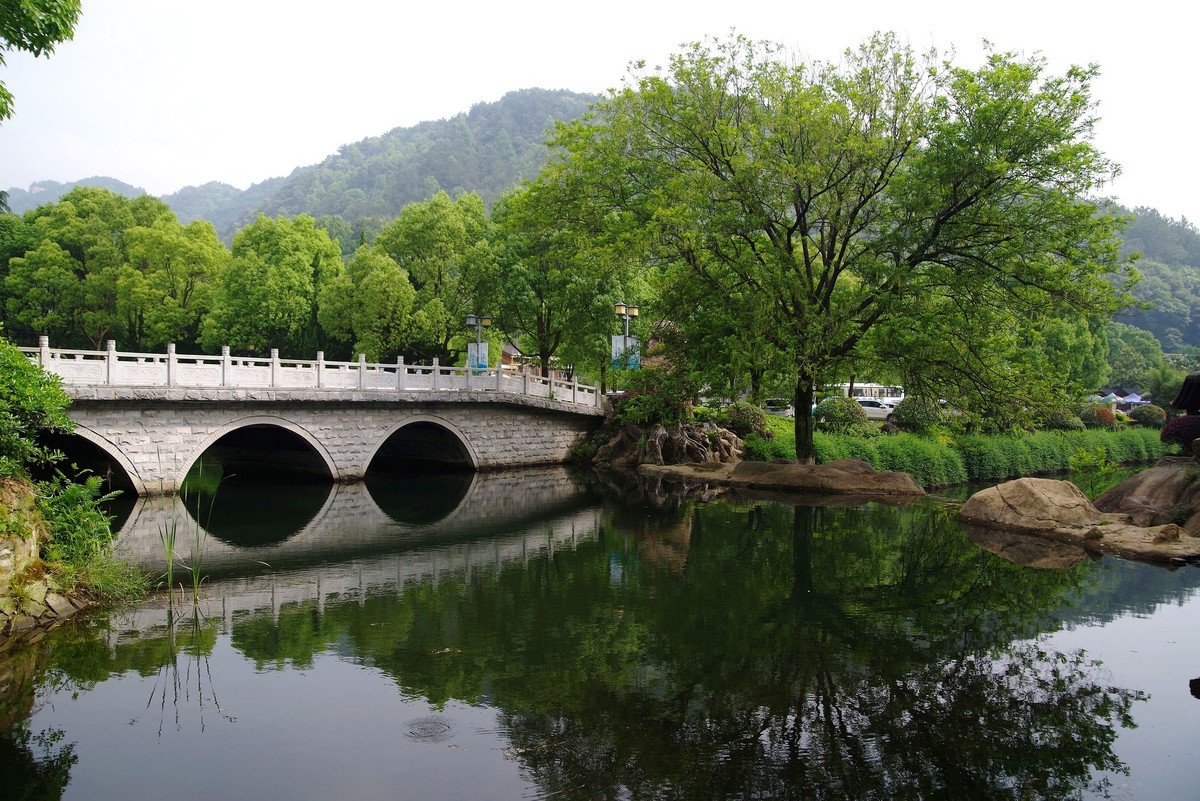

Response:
(270, 349), (280, 387)
(396, 356), (404, 390)
(496, 363), (503, 392)
(221, 346), (231, 387)
(166, 343), (177, 386)
(105, 340), (117, 385)
(358, 353), (367, 389)
(431, 358), (440, 391)
(316, 351), (325, 389)
(571, 377), (578, 404)
(38, 335), (50, 367)
(522, 366), (529, 397)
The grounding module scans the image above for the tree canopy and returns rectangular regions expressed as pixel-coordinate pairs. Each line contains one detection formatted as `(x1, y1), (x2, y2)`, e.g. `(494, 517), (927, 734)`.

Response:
(0, 0), (80, 120)
(547, 33), (1134, 459)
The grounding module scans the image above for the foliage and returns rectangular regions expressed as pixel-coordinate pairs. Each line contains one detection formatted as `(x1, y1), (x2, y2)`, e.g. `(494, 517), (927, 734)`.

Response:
(1127, 404), (1165, 427)
(1068, 446), (1118, 499)
(200, 214), (342, 356)
(1104, 321), (1164, 389)
(36, 473), (116, 564)
(890, 396), (944, 434)
(720, 401), (769, 438)
(547, 33), (1131, 463)
(0, 0), (80, 120)
(813, 396), (869, 434)
(609, 366), (698, 428)
(1039, 407), (1086, 432)
(1115, 206), (1200, 349)
(1079, 404), (1117, 430)
(1160, 415), (1200, 452)
(318, 246), (416, 361)
(0, 335), (72, 476)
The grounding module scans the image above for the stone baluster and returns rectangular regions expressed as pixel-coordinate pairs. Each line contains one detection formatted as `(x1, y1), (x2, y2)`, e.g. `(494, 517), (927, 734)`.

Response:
(221, 346), (231, 387)
(166, 343), (177, 386)
(396, 356), (405, 390)
(38, 335), (50, 367)
(270, 349), (280, 387)
(106, 340), (117, 385)
(316, 351), (325, 389)
(496, 363), (503, 392)
(431, 358), (440, 390)
(358, 354), (367, 389)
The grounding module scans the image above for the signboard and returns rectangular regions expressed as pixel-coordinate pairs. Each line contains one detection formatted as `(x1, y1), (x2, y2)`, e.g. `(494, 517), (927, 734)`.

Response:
(610, 335), (640, 369)
(467, 342), (488, 370)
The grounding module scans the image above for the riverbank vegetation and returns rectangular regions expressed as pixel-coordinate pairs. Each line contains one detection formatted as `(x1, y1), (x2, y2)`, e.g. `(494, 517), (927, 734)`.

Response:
(739, 412), (1168, 492)
(0, 334), (144, 605)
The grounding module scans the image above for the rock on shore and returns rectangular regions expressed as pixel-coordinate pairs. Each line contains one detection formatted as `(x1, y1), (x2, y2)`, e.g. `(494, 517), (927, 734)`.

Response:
(958, 468), (1200, 564)
(637, 458), (925, 498)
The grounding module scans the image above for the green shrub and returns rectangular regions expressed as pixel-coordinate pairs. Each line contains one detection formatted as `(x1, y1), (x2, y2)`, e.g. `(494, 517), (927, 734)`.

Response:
(814, 396), (868, 433)
(0, 336), (74, 476)
(890, 396), (943, 433)
(721, 401), (769, 438)
(1079, 404), (1117, 430)
(1129, 404), (1167, 428)
(37, 472), (119, 566)
(1040, 407), (1086, 431)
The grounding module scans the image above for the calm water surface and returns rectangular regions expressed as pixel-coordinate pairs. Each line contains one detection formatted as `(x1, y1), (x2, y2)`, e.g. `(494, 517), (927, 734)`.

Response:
(3, 466), (1199, 800)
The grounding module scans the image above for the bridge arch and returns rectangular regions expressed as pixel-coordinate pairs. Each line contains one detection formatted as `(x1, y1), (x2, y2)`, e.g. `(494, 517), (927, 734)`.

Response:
(365, 414), (480, 474)
(55, 425), (146, 495)
(182, 415), (341, 485)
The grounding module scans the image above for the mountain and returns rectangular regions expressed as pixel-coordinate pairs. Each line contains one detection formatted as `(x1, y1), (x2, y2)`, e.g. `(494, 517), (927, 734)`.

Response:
(233, 88), (597, 233)
(4, 88), (598, 241)
(4, 176), (147, 214)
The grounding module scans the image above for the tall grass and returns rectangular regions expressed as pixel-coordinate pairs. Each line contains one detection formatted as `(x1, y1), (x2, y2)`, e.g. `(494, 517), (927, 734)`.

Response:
(743, 420), (1168, 488)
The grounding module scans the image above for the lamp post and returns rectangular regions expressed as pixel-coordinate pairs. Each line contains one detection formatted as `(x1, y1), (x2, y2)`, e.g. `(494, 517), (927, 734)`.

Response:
(613, 302), (638, 369)
(464, 313), (491, 370)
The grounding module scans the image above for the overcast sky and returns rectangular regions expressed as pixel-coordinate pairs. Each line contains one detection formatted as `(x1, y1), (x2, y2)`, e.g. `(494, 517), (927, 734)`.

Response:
(1, 1), (1195, 222)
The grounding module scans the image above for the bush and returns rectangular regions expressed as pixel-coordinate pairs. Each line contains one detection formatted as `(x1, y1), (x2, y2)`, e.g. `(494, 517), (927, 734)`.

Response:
(1079, 404), (1117, 430)
(1040, 407), (1086, 431)
(814, 396), (868, 433)
(0, 336), (74, 477)
(1161, 416), (1200, 452)
(890, 396), (943, 433)
(1129, 404), (1167, 428)
(721, 401), (769, 438)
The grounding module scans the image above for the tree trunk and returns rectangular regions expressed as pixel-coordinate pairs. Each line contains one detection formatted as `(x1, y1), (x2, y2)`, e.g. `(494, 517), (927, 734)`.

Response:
(793, 372), (816, 464)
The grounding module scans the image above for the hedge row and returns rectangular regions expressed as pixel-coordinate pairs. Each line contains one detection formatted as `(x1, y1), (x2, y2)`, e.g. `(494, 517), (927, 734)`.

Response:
(753, 424), (1168, 488)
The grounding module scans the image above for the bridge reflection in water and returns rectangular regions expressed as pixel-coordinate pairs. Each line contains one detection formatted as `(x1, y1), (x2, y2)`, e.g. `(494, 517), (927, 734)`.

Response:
(110, 466), (604, 637)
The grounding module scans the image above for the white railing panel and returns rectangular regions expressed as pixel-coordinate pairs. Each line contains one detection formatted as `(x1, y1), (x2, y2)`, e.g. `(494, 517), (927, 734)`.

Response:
(22, 341), (598, 407)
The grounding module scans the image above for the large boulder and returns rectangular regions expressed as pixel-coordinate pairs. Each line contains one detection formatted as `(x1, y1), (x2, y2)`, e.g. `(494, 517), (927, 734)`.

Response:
(958, 476), (1200, 564)
(727, 458), (925, 497)
(1093, 456), (1200, 536)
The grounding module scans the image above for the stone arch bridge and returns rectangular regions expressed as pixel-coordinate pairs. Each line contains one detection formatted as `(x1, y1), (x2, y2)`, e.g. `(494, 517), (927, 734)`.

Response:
(24, 341), (605, 496)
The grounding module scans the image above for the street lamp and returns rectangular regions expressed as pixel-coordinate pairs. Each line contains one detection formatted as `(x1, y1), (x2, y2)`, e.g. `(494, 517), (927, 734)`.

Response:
(464, 313), (491, 370)
(613, 302), (638, 369)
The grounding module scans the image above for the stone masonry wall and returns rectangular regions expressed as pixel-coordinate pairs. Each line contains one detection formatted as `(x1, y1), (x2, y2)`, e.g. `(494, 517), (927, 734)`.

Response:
(63, 388), (603, 494)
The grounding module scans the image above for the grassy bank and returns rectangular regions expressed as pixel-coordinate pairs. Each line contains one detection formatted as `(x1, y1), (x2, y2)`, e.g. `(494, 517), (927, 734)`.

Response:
(746, 417), (1169, 489)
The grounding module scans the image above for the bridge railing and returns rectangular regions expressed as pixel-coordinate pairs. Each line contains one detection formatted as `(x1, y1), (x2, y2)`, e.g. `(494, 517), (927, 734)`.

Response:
(21, 337), (600, 408)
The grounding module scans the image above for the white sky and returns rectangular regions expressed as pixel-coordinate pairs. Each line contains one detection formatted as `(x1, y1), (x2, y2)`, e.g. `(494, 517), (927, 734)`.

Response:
(1, 0), (1196, 222)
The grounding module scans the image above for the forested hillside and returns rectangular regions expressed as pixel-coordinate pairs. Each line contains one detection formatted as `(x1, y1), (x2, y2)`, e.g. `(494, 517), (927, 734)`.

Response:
(1114, 206), (1200, 349)
(3, 88), (597, 243)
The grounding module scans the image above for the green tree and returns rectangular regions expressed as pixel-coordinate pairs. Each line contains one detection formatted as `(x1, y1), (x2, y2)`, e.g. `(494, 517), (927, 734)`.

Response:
(0, 332), (72, 476)
(0, 0), (80, 120)
(372, 192), (494, 363)
(201, 215), (342, 356)
(317, 246), (416, 361)
(1104, 321), (1164, 388)
(490, 183), (622, 378)
(548, 34), (1131, 461)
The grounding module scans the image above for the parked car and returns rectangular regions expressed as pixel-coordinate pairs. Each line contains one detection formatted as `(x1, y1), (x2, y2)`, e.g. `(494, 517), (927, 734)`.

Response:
(855, 398), (894, 421)
(764, 398), (794, 418)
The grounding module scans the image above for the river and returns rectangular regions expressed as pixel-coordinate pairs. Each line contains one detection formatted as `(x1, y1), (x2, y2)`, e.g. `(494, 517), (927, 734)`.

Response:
(2, 466), (1198, 800)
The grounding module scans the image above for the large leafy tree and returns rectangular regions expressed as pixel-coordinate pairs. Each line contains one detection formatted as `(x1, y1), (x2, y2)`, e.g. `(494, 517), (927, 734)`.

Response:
(548, 34), (1133, 461)
(317, 245), (416, 361)
(372, 191), (493, 363)
(0, 0), (80, 120)
(490, 183), (623, 378)
(200, 214), (341, 356)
